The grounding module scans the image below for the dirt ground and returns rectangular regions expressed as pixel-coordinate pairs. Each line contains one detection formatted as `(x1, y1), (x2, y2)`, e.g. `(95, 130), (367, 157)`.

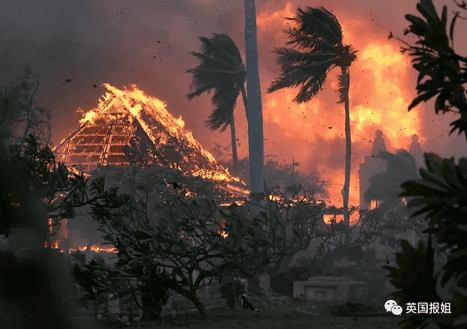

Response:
(74, 301), (401, 329)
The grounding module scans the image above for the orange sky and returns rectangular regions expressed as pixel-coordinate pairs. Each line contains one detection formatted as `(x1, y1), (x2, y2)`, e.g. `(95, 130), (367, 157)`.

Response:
(2, 0), (467, 209)
(253, 2), (424, 207)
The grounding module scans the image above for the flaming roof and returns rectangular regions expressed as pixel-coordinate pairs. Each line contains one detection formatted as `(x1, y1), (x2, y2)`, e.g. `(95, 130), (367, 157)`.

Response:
(54, 83), (248, 201)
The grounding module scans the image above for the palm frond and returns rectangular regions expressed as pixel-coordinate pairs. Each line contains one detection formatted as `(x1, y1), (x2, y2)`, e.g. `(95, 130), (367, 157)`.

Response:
(295, 7), (343, 45)
(291, 58), (336, 70)
(294, 67), (329, 103)
(186, 82), (219, 100)
(188, 52), (236, 71)
(198, 34), (244, 69)
(269, 6), (354, 103)
(285, 27), (336, 51)
(268, 64), (330, 103)
(274, 47), (337, 66)
(206, 84), (241, 131)
(187, 33), (246, 131)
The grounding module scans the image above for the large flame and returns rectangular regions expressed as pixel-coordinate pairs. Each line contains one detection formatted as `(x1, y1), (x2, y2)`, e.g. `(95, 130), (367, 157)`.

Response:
(73, 83), (248, 194)
(257, 3), (425, 220)
(79, 110), (98, 125)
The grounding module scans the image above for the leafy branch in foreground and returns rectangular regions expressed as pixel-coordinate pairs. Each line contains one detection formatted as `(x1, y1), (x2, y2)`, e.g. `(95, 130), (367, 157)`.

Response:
(389, 0), (467, 138)
(391, 152), (467, 328)
(400, 153), (467, 286)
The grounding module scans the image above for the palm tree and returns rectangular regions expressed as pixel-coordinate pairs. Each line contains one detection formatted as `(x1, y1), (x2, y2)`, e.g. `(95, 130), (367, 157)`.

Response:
(244, 0), (265, 198)
(186, 34), (248, 172)
(267, 6), (357, 226)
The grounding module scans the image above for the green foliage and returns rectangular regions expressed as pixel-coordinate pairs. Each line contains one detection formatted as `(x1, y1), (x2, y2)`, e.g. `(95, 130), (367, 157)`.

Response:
(400, 153), (467, 285)
(390, 0), (467, 138)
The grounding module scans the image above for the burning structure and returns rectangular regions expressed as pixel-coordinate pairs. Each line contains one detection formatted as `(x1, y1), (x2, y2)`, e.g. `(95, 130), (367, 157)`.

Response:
(54, 83), (248, 198)
(55, 84), (244, 182)
(52, 83), (249, 254)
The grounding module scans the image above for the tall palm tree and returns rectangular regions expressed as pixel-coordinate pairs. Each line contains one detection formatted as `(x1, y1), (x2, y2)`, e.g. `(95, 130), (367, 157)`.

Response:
(186, 34), (248, 171)
(244, 0), (265, 198)
(267, 6), (357, 226)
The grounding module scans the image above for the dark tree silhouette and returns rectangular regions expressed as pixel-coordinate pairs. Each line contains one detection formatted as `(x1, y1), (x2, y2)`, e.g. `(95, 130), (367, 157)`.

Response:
(186, 34), (247, 171)
(268, 6), (357, 226)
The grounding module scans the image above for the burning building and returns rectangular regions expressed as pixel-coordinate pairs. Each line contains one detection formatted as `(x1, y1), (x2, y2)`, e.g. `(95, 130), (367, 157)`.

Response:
(54, 83), (248, 200)
(53, 83), (249, 254)
(55, 84), (245, 184)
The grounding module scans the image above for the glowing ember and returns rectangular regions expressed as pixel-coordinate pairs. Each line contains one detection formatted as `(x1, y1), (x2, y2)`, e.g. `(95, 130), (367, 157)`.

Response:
(79, 110), (98, 125)
(218, 230), (229, 239)
(217, 218), (229, 239)
(69, 245), (118, 253)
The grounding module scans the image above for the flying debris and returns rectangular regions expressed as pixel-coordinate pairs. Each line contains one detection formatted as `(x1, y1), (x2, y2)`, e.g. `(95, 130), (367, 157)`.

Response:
(93, 84), (97, 88)
(65, 79), (72, 82)
(388, 31), (393, 39)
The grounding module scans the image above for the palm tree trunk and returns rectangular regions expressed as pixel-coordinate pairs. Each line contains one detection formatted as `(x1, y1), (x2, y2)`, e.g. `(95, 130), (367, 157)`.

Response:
(230, 113), (239, 172)
(244, 0), (265, 200)
(240, 85), (249, 123)
(342, 66), (351, 227)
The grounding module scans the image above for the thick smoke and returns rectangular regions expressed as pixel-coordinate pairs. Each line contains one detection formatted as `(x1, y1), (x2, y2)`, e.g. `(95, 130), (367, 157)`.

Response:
(2, 0), (467, 206)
